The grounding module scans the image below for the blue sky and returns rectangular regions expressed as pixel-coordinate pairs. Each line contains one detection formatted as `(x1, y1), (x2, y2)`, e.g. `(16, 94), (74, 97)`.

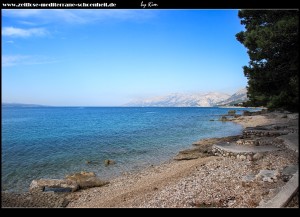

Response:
(2, 9), (249, 106)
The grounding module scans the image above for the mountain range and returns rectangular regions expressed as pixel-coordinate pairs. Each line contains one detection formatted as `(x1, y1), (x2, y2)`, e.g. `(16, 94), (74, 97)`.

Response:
(215, 88), (248, 106)
(125, 88), (248, 107)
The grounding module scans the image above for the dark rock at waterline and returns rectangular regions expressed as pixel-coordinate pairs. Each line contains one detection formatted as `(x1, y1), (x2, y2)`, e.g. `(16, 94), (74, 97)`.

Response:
(175, 135), (241, 161)
(104, 159), (115, 166)
(220, 116), (228, 121)
(228, 110), (236, 115)
(85, 160), (99, 165)
(66, 171), (96, 179)
(192, 136), (240, 147)
(174, 152), (202, 161)
(174, 143), (216, 161)
(243, 110), (252, 116)
(243, 109), (268, 116)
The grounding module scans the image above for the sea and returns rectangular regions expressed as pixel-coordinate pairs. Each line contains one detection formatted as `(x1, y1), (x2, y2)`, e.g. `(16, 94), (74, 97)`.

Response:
(1, 107), (259, 192)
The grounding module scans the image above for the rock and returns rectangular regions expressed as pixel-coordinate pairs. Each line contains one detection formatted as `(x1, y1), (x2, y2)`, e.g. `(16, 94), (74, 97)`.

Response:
(236, 140), (243, 145)
(239, 155), (246, 160)
(253, 153), (264, 161)
(241, 174), (256, 187)
(262, 177), (273, 183)
(65, 171), (96, 180)
(174, 153), (200, 160)
(174, 146), (213, 160)
(85, 160), (99, 165)
(104, 159), (115, 166)
(282, 165), (298, 182)
(220, 116), (227, 121)
(76, 177), (109, 189)
(228, 110), (236, 116)
(192, 135), (240, 146)
(29, 179), (78, 192)
(29, 180), (45, 192)
(61, 199), (69, 207)
(255, 170), (280, 182)
(227, 199), (236, 207)
(247, 154), (253, 161)
(65, 171), (109, 189)
(243, 110), (252, 116)
(282, 165), (298, 176)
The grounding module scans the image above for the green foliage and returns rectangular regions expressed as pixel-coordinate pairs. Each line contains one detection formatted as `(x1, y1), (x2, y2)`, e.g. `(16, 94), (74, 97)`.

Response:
(236, 10), (299, 112)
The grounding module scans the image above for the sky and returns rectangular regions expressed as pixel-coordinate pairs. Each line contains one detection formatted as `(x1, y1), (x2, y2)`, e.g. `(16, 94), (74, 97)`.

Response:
(2, 9), (249, 106)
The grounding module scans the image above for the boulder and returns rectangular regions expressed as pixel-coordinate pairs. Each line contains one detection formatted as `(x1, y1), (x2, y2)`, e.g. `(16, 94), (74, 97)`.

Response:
(253, 153), (264, 161)
(29, 171), (109, 192)
(65, 171), (109, 189)
(30, 179), (78, 192)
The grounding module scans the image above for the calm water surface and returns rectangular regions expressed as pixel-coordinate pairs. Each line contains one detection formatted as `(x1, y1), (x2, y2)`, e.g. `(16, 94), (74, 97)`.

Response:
(2, 107), (258, 192)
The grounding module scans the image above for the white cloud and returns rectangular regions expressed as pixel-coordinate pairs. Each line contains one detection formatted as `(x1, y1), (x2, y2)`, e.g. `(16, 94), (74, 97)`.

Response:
(2, 9), (156, 24)
(2, 55), (57, 67)
(2, 55), (29, 67)
(3, 27), (48, 37)
(18, 20), (37, 26)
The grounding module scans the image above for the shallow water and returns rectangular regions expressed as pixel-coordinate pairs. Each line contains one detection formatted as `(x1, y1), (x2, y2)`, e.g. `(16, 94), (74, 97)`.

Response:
(1, 107), (257, 192)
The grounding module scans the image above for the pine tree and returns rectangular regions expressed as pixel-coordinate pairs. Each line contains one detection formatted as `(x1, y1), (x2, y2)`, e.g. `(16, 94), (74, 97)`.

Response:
(236, 10), (298, 111)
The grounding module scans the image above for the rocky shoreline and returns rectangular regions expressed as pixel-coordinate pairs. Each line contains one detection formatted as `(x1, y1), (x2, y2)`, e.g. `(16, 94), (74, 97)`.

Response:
(2, 110), (298, 208)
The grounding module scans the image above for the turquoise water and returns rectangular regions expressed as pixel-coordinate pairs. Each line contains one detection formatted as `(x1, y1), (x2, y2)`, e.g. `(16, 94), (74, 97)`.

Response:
(1, 107), (255, 192)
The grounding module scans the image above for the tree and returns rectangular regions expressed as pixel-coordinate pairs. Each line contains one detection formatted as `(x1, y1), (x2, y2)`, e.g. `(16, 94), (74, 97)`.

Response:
(236, 10), (298, 112)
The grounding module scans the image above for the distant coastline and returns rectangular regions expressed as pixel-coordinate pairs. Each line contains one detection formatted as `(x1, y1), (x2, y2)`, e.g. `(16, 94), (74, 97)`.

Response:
(1, 102), (263, 110)
(2, 103), (50, 108)
(217, 105), (266, 109)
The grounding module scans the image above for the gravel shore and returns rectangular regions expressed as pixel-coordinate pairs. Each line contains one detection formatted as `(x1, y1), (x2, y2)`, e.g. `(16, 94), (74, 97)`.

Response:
(2, 111), (298, 208)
